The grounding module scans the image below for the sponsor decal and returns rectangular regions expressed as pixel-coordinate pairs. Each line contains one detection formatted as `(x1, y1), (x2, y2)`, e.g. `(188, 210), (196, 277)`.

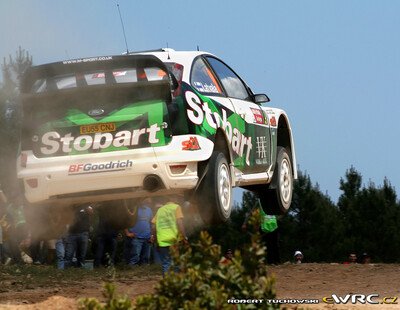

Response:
(193, 81), (220, 93)
(251, 108), (266, 125)
(182, 136), (201, 151)
(185, 90), (252, 165)
(62, 56), (112, 65)
(41, 124), (161, 155)
(68, 160), (133, 175)
(270, 116), (277, 127)
(255, 136), (269, 164)
(256, 136), (268, 159)
(35, 100), (167, 157)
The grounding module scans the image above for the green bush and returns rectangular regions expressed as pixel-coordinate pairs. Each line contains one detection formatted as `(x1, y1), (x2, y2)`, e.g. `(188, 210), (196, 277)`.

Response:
(79, 282), (133, 310)
(136, 211), (277, 309)
(80, 211), (277, 309)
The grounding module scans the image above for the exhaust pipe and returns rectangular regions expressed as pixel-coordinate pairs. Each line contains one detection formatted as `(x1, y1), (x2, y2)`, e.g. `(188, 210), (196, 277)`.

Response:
(143, 175), (163, 192)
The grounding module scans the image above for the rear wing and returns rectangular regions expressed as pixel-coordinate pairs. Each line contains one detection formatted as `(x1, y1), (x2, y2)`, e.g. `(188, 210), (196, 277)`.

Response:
(20, 54), (171, 94)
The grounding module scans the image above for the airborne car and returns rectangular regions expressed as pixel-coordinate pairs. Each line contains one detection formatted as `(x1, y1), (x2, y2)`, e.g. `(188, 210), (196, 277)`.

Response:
(18, 49), (297, 223)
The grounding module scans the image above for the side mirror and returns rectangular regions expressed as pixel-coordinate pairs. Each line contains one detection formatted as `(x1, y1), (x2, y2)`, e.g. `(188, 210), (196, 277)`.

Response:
(253, 94), (270, 104)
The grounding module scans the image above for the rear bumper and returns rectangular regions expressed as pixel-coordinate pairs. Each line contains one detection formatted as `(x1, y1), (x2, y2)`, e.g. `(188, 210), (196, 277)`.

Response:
(17, 135), (214, 205)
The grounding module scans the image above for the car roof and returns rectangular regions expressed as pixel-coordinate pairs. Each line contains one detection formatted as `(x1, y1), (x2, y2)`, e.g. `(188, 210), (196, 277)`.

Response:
(129, 48), (213, 62)
(129, 48), (216, 81)
(24, 49), (217, 89)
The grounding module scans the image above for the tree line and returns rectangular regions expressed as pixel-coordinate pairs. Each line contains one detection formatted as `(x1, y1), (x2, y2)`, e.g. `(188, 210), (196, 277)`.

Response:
(280, 168), (399, 263)
(0, 47), (31, 196)
(206, 167), (400, 264)
(1, 48), (399, 263)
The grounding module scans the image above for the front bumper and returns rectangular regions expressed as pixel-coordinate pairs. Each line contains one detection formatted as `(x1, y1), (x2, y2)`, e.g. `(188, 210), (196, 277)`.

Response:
(17, 135), (214, 205)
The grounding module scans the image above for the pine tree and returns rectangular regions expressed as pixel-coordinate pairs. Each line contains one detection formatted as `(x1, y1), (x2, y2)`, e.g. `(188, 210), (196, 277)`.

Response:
(0, 47), (32, 195)
(280, 171), (345, 262)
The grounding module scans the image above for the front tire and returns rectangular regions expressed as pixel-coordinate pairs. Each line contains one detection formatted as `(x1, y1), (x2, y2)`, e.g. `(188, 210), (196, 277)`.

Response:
(259, 147), (293, 215)
(196, 151), (232, 224)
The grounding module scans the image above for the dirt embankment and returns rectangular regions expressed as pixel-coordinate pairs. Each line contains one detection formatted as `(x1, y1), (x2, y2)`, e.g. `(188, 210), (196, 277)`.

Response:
(1, 263), (400, 309)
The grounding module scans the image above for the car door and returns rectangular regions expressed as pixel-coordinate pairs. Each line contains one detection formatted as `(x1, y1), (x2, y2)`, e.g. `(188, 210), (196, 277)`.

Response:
(204, 56), (272, 174)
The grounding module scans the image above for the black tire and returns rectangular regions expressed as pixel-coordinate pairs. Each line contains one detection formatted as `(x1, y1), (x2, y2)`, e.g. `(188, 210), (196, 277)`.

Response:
(259, 147), (293, 215)
(196, 151), (232, 224)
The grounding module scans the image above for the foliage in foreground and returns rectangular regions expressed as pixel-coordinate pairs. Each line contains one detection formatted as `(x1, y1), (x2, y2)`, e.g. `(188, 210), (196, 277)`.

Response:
(136, 212), (276, 309)
(79, 211), (277, 309)
(79, 282), (133, 310)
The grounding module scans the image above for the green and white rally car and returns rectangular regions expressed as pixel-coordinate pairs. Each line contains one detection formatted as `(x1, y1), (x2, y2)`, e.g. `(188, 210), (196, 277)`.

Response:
(18, 49), (297, 223)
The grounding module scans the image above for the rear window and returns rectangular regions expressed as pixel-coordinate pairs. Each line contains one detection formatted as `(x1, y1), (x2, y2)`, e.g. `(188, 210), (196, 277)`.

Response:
(31, 67), (168, 93)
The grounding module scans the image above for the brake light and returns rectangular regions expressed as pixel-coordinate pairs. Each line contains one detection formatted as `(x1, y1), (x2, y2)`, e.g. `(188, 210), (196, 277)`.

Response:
(182, 137), (200, 151)
(26, 179), (38, 188)
(20, 153), (27, 168)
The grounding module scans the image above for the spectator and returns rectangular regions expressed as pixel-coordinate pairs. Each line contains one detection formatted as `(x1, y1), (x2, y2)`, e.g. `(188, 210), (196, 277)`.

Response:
(94, 203), (119, 267)
(46, 239), (57, 265)
(124, 198), (153, 266)
(0, 197), (11, 264)
(294, 250), (303, 264)
(151, 197), (188, 276)
(55, 237), (66, 269)
(0, 217), (3, 264)
(49, 209), (68, 270)
(29, 239), (43, 265)
(149, 201), (163, 265)
(65, 204), (93, 268)
(220, 248), (233, 265)
(242, 200), (280, 264)
(6, 195), (32, 264)
(0, 188), (5, 263)
(344, 253), (357, 264)
(361, 252), (371, 264)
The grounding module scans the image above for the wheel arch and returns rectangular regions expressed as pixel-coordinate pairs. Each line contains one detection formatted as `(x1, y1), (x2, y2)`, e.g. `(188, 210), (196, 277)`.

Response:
(196, 128), (234, 190)
(194, 130), (234, 224)
(275, 114), (297, 179)
(212, 129), (236, 185)
(213, 129), (233, 165)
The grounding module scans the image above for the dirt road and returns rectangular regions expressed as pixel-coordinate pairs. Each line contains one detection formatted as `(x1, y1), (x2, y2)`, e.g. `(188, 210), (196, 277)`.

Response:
(1, 263), (400, 309)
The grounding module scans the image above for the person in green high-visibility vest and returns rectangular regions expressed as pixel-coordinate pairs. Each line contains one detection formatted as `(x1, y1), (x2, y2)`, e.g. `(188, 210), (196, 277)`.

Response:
(242, 200), (280, 264)
(150, 197), (188, 276)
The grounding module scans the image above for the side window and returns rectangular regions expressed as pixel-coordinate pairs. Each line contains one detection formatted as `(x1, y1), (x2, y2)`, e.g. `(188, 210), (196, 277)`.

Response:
(190, 58), (223, 95)
(206, 57), (249, 100)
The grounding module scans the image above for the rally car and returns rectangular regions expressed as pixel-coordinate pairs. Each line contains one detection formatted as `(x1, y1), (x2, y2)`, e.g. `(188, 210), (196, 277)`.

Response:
(17, 49), (297, 224)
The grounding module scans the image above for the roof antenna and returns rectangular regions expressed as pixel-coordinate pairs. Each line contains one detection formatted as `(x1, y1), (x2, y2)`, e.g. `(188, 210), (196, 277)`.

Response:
(116, 2), (129, 54)
(197, 45), (200, 51)
(166, 42), (170, 60)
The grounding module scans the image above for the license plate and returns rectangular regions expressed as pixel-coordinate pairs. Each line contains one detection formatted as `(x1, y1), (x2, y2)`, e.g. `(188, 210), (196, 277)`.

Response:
(80, 122), (116, 134)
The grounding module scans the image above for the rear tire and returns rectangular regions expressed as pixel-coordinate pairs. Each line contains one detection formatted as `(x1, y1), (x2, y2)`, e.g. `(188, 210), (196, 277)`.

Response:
(259, 147), (293, 215)
(196, 151), (232, 224)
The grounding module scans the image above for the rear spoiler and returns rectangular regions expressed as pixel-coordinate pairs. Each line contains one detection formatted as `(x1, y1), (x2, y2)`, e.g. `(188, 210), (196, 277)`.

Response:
(21, 54), (169, 93)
